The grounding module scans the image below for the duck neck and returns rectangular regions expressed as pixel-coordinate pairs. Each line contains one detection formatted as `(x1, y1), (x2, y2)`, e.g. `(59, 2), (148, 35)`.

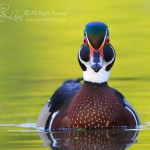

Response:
(84, 81), (108, 87)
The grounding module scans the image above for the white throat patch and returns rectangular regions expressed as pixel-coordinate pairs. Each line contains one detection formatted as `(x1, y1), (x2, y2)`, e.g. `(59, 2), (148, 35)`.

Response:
(83, 65), (110, 84)
(78, 45), (115, 84)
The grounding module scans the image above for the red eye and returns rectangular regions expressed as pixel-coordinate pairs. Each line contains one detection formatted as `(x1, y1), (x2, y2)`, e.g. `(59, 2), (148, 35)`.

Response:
(106, 36), (110, 44)
(83, 37), (87, 45)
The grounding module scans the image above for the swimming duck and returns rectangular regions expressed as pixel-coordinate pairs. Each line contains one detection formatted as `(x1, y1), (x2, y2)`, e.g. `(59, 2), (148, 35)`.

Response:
(37, 22), (140, 131)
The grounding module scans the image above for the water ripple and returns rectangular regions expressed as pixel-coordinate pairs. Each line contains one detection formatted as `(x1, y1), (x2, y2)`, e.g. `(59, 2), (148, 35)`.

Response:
(0, 123), (36, 128)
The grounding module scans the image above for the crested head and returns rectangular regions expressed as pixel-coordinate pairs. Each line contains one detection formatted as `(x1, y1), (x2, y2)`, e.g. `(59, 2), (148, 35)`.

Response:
(78, 22), (116, 84)
(84, 22), (109, 50)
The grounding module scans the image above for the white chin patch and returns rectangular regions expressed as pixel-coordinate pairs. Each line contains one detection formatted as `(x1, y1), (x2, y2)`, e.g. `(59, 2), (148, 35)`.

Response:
(83, 65), (110, 84)
(78, 47), (111, 84)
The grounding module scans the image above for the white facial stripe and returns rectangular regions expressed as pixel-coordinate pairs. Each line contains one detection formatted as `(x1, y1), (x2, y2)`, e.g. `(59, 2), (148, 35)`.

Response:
(78, 46), (88, 65)
(104, 45), (115, 66)
(103, 29), (108, 44)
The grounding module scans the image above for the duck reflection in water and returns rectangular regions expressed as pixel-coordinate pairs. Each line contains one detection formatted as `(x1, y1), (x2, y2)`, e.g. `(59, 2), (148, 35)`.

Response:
(39, 129), (139, 150)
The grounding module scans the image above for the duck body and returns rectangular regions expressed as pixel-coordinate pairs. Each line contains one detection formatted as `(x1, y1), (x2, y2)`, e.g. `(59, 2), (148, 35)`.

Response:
(62, 82), (136, 129)
(37, 22), (140, 131)
(37, 79), (140, 131)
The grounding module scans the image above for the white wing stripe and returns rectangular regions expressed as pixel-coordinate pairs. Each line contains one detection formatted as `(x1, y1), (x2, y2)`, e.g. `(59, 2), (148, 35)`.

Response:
(125, 105), (138, 126)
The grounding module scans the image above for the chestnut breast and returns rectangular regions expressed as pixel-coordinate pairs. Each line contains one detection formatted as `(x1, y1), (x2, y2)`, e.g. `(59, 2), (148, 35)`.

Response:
(63, 82), (131, 129)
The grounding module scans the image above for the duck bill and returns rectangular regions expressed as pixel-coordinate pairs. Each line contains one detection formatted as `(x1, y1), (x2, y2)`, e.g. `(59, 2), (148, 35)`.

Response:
(91, 63), (102, 72)
(90, 50), (103, 73)
(87, 36), (105, 73)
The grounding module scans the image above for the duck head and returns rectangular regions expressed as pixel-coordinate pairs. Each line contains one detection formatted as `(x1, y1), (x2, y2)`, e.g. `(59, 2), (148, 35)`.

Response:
(78, 22), (116, 84)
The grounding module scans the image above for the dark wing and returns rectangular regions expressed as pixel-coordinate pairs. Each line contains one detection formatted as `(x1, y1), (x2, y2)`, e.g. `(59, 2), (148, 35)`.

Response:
(111, 88), (141, 126)
(37, 78), (82, 130)
(49, 78), (83, 112)
(111, 88), (125, 106)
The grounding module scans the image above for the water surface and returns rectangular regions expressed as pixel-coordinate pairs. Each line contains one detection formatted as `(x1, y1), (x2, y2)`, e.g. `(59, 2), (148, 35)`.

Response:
(0, 123), (150, 149)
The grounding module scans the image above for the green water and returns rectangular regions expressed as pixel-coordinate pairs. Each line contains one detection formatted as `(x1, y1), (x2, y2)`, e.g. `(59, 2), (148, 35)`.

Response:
(0, 0), (150, 149)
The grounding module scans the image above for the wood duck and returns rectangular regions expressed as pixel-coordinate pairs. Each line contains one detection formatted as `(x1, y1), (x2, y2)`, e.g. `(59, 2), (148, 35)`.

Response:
(37, 22), (140, 131)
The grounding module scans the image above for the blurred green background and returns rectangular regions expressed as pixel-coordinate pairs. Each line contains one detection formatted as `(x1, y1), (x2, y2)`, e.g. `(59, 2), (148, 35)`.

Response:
(0, 0), (150, 149)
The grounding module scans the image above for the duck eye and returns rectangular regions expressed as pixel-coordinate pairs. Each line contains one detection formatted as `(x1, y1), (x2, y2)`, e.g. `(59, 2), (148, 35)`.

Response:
(106, 36), (110, 45)
(83, 37), (88, 45)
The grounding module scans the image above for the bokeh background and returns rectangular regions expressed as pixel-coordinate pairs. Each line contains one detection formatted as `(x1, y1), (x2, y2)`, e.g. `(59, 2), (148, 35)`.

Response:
(0, 0), (150, 149)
